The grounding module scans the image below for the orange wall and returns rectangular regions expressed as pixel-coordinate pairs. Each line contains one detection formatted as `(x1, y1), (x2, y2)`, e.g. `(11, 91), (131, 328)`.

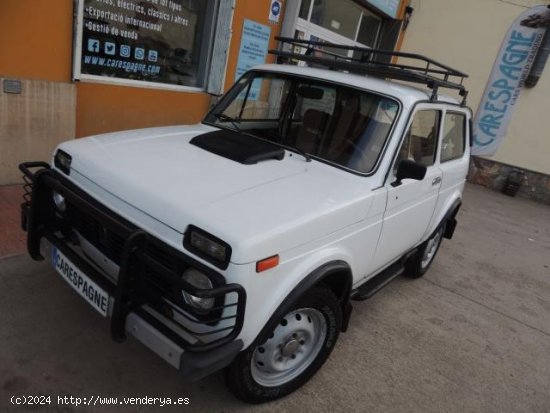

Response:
(393, 0), (410, 53)
(0, 0), (74, 82)
(0, 0), (285, 138)
(224, 0), (285, 90)
(77, 0), (285, 137)
(75, 84), (212, 136)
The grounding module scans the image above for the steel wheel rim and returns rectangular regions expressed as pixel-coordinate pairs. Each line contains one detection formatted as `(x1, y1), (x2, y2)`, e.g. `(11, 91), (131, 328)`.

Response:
(251, 308), (327, 387)
(421, 228), (442, 269)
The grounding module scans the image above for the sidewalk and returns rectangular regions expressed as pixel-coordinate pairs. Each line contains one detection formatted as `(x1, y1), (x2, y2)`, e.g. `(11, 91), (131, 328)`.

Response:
(0, 185), (25, 259)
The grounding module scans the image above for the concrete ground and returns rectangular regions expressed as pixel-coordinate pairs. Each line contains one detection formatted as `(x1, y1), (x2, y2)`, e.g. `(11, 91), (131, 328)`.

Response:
(1, 183), (549, 412)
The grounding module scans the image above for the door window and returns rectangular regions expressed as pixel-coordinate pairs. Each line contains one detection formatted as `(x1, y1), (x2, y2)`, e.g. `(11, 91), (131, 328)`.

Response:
(441, 112), (466, 162)
(396, 110), (440, 168)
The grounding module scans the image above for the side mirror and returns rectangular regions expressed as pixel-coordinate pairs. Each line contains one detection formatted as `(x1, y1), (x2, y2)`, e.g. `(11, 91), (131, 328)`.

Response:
(392, 160), (427, 187)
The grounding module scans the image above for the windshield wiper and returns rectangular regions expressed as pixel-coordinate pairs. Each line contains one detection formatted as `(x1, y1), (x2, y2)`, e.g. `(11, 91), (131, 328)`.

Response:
(214, 113), (311, 162)
(289, 147), (312, 162)
(214, 113), (242, 133)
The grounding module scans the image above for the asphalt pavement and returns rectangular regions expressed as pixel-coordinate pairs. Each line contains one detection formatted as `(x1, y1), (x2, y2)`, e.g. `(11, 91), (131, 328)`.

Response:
(1, 183), (550, 412)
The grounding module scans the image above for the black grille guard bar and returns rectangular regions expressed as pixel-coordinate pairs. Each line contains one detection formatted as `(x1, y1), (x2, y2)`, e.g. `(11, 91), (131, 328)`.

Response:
(19, 162), (247, 353)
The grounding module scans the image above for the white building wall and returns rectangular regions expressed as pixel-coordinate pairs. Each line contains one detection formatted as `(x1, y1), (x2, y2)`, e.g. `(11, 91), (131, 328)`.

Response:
(401, 0), (550, 175)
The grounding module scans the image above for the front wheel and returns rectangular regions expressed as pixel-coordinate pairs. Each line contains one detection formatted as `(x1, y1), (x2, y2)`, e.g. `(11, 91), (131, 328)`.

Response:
(223, 287), (342, 403)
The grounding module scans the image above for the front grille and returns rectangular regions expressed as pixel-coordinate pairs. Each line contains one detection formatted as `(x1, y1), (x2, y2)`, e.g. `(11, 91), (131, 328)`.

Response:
(64, 195), (229, 329)
(68, 204), (125, 263)
(63, 194), (233, 331)
(66, 202), (185, 301)
(68, 204), (180, 271)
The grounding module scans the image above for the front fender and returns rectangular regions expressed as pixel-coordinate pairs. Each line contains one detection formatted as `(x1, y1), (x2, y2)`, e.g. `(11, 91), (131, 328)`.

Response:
(253, 260), (352, 345)
(237, 248), (353, 349)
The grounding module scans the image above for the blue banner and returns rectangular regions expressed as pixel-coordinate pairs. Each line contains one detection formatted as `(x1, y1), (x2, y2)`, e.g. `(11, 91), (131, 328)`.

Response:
(472, 6), (547, 156)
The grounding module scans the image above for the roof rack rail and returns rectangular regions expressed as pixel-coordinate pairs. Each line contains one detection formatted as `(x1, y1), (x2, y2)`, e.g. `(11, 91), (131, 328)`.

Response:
(269, 37), (469, 105)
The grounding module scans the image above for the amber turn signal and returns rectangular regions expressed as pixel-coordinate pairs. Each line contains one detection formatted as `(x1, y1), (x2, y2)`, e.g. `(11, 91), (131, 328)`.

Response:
(256, 255), (279, 273)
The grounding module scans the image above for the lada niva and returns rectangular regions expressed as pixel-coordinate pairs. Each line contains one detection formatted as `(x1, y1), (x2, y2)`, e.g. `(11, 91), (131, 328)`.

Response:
(19, 39), (471, 403)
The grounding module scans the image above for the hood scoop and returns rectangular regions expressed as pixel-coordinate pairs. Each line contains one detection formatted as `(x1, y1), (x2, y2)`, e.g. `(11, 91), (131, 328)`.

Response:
(190, 129), (285, 164)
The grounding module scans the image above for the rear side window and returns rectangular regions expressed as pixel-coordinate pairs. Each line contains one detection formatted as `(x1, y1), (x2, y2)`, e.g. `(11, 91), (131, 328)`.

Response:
(441, 112), (466, 162)
(397, 110), (440, 167)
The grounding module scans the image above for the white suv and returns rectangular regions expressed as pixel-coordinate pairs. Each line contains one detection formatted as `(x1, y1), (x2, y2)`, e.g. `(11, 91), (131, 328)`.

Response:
(19, 41), (470, 403)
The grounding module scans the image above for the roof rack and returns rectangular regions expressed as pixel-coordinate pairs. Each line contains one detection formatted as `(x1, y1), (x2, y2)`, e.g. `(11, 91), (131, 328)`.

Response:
(269, 37), (469, 105)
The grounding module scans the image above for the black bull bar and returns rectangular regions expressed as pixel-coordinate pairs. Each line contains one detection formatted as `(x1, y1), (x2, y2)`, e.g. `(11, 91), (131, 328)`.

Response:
(19, 162), (246, 353)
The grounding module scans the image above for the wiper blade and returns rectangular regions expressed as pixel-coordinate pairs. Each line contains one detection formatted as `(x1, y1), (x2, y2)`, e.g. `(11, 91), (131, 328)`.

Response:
(290, 147), (312, 162)
(213, 113), (311, 162)
(213, 113), (265, 142)
(214, 113), (242, 133)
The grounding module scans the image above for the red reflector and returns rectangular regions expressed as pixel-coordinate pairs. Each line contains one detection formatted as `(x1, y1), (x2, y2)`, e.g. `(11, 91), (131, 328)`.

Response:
(256, 255), (279, 273)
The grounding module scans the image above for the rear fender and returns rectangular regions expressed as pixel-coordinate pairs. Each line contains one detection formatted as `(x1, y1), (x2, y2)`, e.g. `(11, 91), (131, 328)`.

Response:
(431, 195), (462, 240)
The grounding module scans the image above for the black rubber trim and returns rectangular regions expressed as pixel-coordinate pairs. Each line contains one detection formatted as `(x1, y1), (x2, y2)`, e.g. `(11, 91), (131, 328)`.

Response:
(341, 300), (353, 333)
(443, 200), (461, 239)
(180, 339), (243, 382)
(469, 118), (474, 148)
(252, 261), (352, 347)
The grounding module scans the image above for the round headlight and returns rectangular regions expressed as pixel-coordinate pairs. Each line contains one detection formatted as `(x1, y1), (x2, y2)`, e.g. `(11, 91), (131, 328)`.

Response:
(181, 268), (214, 312)
(52, 191), (66, 213)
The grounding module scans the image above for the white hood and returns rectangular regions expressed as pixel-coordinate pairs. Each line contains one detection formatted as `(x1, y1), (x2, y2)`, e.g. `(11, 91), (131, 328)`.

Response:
(58, 124), (374, 263)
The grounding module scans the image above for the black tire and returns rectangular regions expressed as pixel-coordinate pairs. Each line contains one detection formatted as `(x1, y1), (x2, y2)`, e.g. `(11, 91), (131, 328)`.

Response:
(404, 224), (445, 279)
(223, 287), (342, 404)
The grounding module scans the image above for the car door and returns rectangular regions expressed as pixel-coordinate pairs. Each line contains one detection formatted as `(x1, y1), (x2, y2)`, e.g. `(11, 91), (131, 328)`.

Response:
(371, 106), (443, 271)
(431, 110), (470, 228)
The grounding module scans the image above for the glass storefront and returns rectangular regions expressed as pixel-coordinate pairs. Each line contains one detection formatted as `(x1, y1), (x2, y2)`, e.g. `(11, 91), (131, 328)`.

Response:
(296, 0), (383, 50)
(76, 0), (218, 89)
(310, 0), (363, 40)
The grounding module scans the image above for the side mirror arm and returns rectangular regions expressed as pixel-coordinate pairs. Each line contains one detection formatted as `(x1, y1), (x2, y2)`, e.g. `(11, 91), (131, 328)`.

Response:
(391, 178), (403, 188)
(391, 160), (427, 187)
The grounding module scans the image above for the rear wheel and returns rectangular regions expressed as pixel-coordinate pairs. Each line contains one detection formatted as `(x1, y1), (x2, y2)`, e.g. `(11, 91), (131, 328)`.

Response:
(224, 287), (341, 403)
(405, 224), (444, 278)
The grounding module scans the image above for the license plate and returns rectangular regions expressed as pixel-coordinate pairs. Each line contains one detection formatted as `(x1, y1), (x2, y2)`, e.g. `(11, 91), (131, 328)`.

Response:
(51, 247), (110, 317)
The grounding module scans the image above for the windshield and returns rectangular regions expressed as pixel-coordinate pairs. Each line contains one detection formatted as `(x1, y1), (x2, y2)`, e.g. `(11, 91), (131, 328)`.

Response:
(204, 71), (400, 174)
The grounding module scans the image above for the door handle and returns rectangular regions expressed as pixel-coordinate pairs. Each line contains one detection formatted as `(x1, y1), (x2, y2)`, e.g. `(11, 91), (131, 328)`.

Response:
(432, 177), (442, 186)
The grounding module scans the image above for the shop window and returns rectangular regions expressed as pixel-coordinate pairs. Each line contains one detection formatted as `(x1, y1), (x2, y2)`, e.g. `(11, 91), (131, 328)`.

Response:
(299, 0), (313, 19)
(356, 11), (381, 48)
(310, 0), (362, 40)
(74, 0), (218, 90)
(297, 0), (383, 50)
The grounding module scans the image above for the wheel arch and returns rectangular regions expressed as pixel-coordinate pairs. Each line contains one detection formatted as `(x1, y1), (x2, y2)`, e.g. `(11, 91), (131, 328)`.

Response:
(252, 260), (353, 348)
(441, 197), (462, 239)
(431, 195), (462, 240)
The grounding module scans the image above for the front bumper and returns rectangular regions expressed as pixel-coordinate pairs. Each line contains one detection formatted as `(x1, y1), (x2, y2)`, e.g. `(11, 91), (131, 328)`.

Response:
(19, 162), (246, 380)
